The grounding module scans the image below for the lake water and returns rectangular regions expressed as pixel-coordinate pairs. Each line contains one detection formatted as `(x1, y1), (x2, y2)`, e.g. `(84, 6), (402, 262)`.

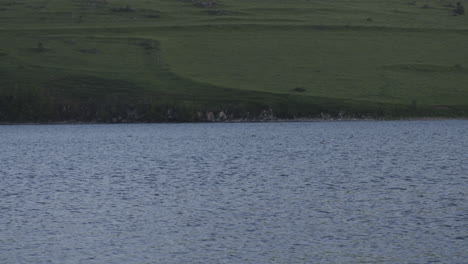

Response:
(0, 121), (467, 264)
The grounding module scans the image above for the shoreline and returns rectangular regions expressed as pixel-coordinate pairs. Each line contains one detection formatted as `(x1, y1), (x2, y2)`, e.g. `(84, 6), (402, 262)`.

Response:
(1, 117), (466, 126)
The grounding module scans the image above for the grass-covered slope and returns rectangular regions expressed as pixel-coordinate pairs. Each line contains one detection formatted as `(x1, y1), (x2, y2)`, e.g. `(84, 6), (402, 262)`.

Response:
(0, 0), (467, 122)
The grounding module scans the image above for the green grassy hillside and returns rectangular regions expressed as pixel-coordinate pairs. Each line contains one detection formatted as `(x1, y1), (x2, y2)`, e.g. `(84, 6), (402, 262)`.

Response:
(1, 0), (467, 122)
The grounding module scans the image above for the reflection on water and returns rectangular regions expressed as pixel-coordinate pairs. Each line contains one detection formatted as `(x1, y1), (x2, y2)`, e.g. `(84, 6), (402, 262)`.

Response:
(0, 121), (467, 263)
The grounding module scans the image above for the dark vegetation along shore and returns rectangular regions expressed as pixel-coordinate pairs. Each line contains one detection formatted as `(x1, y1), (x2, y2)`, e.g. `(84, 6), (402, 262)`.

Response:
(0, 0), (467, 123)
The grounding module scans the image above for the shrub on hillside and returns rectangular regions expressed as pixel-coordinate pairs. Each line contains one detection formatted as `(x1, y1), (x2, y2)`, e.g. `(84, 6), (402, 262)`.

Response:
(192, 0), (217, 8)
(111, 5), (134, 12)
(454, 2), (465, 15)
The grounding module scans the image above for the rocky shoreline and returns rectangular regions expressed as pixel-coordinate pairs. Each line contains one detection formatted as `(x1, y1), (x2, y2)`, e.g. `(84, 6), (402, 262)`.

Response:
(1, 98), (466, 124)
(1, 113), (465, 125)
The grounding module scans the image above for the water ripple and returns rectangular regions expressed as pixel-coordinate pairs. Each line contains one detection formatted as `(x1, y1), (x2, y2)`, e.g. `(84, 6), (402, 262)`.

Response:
(0, 121), (467, 264)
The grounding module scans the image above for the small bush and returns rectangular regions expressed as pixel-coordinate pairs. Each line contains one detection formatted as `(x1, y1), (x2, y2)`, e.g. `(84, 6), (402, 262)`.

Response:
(454, 2), (465, 15)
(139, 41), (155, 50)
(205, 9), (226, 15)
(452, 64), (464, 71)
(292, 87), (306, 92)
(77, 48), (98, 54)
(193, 0), (217, 8)
(30, 42), (49, 53)
(111, 5), (134, 12)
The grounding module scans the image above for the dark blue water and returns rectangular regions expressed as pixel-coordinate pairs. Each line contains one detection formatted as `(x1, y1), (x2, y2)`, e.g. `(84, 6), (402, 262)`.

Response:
(0, 121), (467, 264)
